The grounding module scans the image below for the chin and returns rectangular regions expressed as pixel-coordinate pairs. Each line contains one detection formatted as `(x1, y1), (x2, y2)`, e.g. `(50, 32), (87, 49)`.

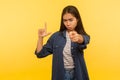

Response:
(67, 29), (74, 32)
(67, 28), (74, 31)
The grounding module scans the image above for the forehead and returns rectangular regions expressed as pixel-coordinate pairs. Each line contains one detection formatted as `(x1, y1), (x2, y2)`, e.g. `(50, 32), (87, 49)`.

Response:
(63, 13), (75, 19)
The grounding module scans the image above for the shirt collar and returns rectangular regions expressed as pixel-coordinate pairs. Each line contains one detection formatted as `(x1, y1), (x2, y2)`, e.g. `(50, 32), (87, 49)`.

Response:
(62, 30), (66, 38)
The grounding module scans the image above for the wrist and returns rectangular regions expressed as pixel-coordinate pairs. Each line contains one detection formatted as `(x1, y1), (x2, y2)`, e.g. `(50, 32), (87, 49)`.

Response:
(38, 35), (44, 38)
(38, 36), (43, 40)
(77, 35), (84, 44)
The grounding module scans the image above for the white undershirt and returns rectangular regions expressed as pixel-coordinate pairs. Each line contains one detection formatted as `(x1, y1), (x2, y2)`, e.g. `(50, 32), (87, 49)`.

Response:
(63, 31), (74, 69)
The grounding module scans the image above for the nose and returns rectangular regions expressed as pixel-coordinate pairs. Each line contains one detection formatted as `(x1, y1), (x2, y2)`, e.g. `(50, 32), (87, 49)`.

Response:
(66, 21), (70, 26)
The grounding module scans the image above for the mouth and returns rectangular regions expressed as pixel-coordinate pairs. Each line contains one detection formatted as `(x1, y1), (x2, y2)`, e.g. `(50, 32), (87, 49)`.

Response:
(67, 27), (74, 31)
(67, 27), (71, 29)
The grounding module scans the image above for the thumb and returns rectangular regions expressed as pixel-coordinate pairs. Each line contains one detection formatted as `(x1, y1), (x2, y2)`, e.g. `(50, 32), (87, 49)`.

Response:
(45, 32), (52, 37)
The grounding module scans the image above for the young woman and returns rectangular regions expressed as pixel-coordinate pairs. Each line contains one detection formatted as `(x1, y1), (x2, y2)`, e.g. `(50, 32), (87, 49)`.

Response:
(35, 5), (90, 80)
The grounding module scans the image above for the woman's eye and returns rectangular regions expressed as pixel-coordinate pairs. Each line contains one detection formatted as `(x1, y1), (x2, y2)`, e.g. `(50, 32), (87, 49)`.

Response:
(69, 19), (73, 22)
(63, 19), (67, 22)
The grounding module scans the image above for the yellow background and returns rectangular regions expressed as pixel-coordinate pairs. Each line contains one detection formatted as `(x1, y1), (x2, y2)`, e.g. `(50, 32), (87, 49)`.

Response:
(0, 0), (120, 80)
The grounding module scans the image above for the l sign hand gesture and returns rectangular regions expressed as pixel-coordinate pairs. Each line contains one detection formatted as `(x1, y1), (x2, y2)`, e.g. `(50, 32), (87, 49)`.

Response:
(38, 23), (51, 38)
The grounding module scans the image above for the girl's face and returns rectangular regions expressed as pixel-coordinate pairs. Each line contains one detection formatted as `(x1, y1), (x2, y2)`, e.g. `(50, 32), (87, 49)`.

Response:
(63, 13), (78, 32)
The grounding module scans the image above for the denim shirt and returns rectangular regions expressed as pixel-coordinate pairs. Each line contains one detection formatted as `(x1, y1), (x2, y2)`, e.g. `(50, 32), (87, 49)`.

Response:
(35, 30), (90, 80)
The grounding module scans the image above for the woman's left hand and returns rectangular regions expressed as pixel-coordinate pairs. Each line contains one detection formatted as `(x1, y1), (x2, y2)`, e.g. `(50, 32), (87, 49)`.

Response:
(69, 31), (84, 43)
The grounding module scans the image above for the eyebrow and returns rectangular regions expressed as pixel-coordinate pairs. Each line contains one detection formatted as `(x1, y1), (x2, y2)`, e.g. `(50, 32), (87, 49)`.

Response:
(63, 18), (73, 21)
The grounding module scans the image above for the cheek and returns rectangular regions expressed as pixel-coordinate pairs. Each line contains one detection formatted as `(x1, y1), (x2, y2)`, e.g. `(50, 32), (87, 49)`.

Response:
(63, 22), (67, 27)
(63, 22), (66, 25)
(73, 21), (78, 28)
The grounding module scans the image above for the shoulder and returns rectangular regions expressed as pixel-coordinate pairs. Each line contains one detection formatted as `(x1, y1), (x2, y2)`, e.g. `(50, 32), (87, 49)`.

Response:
(48, 31), (62, 40)
(46, 31), (65, 44)
(50, 31), (62, 38)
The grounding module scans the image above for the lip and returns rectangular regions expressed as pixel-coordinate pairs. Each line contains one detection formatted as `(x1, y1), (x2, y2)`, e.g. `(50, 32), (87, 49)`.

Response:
(66, 25), (71, 28)
(67, 27), (73, 30)
(67, 26), (71, 29)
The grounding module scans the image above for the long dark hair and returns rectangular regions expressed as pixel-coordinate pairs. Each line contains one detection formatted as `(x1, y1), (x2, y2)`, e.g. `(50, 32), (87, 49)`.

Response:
(59, 5), (89, 35)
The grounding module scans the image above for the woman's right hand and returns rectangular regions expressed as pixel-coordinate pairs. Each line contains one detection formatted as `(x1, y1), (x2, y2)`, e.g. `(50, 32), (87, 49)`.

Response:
(38, 23), (51, 38)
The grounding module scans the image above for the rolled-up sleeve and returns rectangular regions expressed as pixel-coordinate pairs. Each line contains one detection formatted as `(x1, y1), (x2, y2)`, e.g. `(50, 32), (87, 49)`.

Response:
(35, 35), (54, 58)
(78, 35), (90, 50)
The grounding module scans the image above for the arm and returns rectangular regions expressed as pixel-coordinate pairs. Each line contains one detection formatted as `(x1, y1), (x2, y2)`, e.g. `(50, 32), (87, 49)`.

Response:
(69, 31), (90, 49)
(36, 37), (43, 53)
(36, 23), (51, 53)
(79, 35), (90, 49)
